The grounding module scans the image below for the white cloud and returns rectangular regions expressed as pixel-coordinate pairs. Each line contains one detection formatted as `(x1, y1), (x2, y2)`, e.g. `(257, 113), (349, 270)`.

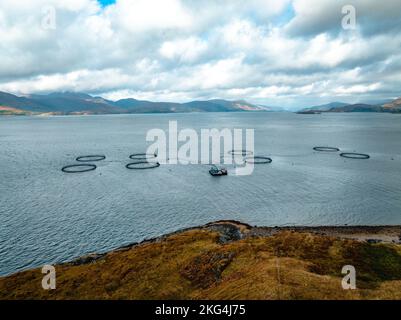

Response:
(0, 0), (400, 109)
(286, 0), (401, 36)
(334, 83), (382, 95)
(159, 37), (208, 63)
(107, 0), (192, 32)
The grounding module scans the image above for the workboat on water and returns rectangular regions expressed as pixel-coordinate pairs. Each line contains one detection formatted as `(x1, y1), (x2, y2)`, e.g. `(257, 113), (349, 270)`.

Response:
(209, 165), (228, 176)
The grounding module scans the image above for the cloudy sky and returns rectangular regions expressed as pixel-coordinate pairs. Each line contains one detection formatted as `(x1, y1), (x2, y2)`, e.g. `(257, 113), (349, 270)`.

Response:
(0, 0), (400, 109)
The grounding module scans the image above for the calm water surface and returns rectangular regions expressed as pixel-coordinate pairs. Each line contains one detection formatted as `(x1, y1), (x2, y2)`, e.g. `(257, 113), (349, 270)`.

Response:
(1, 112), (401, 275)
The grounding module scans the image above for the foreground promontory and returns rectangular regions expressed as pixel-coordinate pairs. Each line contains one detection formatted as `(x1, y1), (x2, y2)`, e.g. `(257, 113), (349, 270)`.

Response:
(1, 221), (401, 300)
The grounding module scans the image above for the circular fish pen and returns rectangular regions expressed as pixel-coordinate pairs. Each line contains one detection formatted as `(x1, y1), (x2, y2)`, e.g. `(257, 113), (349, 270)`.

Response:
(76, 155), (106, 162)
(244, 156), (273, 164)
(126, 161), (160, 170)
(62, 164), (97, 173)
(129, 153), (157, 160)
(340, 153), (370, 160)
(313, 147), (340, 152)
(228, 149), (254, 156)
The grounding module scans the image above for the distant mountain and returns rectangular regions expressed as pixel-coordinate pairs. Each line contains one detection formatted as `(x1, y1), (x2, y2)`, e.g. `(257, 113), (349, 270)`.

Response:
(328, 103), (382, 112)
(114, 98), (271, 113)
(300, 102), (349, 112)
(382, 97), (401, 112)
(25, 92), (124, 114)
(0, 91), (47, 112)
(299, 98), (401, 113)
(0, 91), (280, 115)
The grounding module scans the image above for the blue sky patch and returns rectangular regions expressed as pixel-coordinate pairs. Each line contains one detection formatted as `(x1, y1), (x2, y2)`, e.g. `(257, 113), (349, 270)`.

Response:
(98, 0), (116, 7)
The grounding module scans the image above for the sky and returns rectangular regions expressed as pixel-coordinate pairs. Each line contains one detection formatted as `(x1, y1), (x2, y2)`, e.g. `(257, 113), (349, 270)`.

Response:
(98, 0), (116, 7)
(0, 0), (400, 109)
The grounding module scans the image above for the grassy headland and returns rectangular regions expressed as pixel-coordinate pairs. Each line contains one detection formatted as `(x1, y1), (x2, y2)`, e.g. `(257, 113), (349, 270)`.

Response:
(1, 221), (401, 300)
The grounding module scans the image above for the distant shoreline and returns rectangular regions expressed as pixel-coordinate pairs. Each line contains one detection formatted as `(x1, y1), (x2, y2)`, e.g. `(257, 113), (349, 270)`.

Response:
(2, 110), (401, 118)
(1, 91), (400, 115)
(0, 109), (275, 117)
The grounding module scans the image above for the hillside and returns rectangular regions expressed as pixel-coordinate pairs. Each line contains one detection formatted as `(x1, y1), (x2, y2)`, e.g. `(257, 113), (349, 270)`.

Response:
(299, 97), (401, 113)
(27, 92), (125, 114)
(0, 92), (47, 112)
(0, 91), (278, 115)
(301, 102), (349, 112)
(329, 103), (383, 112)
(1, 221), (401, 300)
(0, 106), (31, 116)
(383, 97), (401, 112)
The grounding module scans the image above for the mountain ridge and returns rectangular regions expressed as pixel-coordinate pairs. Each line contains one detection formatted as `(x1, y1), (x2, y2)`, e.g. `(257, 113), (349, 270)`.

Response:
(0, 91), (282, 115)
(299, 98), (401, 113)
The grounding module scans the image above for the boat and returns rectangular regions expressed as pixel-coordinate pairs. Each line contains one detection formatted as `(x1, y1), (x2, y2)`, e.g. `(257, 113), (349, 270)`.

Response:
(209, 165), (228, 176)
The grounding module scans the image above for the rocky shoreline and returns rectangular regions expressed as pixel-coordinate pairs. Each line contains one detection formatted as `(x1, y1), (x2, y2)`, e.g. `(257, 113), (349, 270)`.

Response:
(67, 220), (401, 267)
(2, 220), (401, 300)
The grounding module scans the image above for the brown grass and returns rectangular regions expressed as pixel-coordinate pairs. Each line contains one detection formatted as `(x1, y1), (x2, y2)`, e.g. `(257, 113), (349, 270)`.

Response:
(1, 228), (401, 300)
